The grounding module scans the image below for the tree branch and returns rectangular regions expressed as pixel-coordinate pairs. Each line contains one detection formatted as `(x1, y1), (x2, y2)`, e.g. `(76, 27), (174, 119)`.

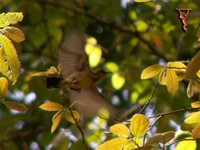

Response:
(30, 0), (169, 61)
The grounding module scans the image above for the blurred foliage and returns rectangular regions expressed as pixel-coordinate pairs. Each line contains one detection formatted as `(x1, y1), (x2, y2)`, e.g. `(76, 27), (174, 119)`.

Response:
(0, 0), (200, 149)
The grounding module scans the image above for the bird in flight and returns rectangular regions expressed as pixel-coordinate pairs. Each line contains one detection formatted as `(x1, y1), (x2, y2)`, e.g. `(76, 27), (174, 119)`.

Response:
(47, 29), (116, 120)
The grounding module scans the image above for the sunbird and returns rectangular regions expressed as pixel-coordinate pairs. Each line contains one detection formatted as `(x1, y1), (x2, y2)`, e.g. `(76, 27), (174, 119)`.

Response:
(47, 29), (116, 120)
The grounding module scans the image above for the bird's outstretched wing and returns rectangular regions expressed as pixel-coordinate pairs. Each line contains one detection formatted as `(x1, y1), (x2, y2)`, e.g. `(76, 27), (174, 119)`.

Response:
(59, 29), (89, 79)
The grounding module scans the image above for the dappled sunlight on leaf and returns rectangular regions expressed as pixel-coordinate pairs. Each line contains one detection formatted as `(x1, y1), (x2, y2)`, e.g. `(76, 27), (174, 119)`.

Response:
(105, 62), (119, 73)
(131, 114), (149, 137)
(185, 111), (200, 124)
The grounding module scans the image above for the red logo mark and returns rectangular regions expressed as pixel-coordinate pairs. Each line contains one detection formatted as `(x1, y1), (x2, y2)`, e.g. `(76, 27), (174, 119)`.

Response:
(176, 8), (192, 31)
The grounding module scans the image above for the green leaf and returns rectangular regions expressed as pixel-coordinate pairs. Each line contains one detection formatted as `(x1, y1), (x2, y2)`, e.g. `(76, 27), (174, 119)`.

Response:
(131, 114), (149, 137)
(0, 34), (21, 84)
(0, 12), (23, 28)
(111, 73), (125, 90)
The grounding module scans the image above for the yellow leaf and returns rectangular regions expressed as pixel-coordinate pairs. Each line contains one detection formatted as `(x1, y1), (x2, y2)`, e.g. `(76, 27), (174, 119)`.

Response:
(192, 122), (200, 139)
(65, 110), (80, 124)
(175, 139), (196, 150)
(105, 62), (119, 73)
(39, 102), (63, 111)
(96, 138), (129, 150)
(88, 47), (102, 67)
(0, 34), (20, 84)
(131, 114), (149, 137)
(110, 123), (130, 137)
(3, 26), (25, 42)
(159, 68), (167, 85)
(191, 101), (200, 108)
(111, 73), (125, 90)
(0, 12), (23, 27)
(166, 68), (178, 94)
(185, 111), (200, 124)
(134, 0), (152, 2)
(0, 77), (8, 97)
(51, 111), (63, 133)
(141, 64), (163, 79)
(4, 101), (28, 112)
(167, 62), (186, 70)
(196, 70), (200, 78)
(186, 51), (200, 78)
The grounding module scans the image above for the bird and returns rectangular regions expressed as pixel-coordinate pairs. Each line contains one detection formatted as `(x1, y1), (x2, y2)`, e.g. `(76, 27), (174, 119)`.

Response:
(47, 29), (116, 120)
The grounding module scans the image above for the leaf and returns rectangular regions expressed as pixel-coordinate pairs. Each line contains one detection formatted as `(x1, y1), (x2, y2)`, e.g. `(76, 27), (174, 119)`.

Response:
(110, 123), (130, 137)
(111, 73), (125, 90)
(146, 131), (175, 145)
(96, 138), (129, 150)
(105, 62), (119, 73)
(0, 77), (8, 97)
(0, 12), (23, 28)
(185, 111), (200, 124)
(3, 26), (25, 42)
(131, 114), (149, 137)
(40, 102), (63, 111)
(159, 68), (167, 85)
(141, 64), (163, 79)
(191, 101), (200, 108)
(51, 111), (63, 133)
(4, 101), (28, 112)
(0, 34), (20, 84)
(166, 68), (178, 94)
(65, 110), (80, 124)
(134, 0), (152, 2)
(175, 139), (196, 150)
(192, 122), (200, 139)
(186, 51), (200, 78)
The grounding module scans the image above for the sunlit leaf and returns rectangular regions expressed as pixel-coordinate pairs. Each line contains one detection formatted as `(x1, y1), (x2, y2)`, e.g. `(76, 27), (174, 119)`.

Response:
(131, 114), (149, 137)
(175, 139), (196, 150)
(187, 80), (196, 98)
(110, 123), (130, 137)
(111, 73), (125, 90)
(40, 102), (63, 111)
(0, 34), (20, 84)
(159, 68), (167, 85)
(141, 64), (163, 79)
(185, 111), (200, 124)
(196, 70), (200, 78)
(166, 68), (178, 94)
(105, 62), (119, 73)
(186, 51), (200, 78)
(88, 47), (102, 67)
(3, 26), (25, 42)
(96, 138), (129, 150)
(4, 101), (28, 112)
(135, 20), (148, 32)
(191, 101), (200, 108)
(146, 131), (175, 145)
(0, 12), (23, 27)
(167, 62), (186, 70)
(65, 110), (80, 124)
(51, 111), (63, 133)
(192, 122), (200, 139)
(0, 77), (8, 97)
(134, 0), (152, 2)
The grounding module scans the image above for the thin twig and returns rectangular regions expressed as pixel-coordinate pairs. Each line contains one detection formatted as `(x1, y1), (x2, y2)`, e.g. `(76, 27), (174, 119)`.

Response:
(140, 82), (159, 114)
(62, 91), (89, 150)
(30, 0), (169, 61)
